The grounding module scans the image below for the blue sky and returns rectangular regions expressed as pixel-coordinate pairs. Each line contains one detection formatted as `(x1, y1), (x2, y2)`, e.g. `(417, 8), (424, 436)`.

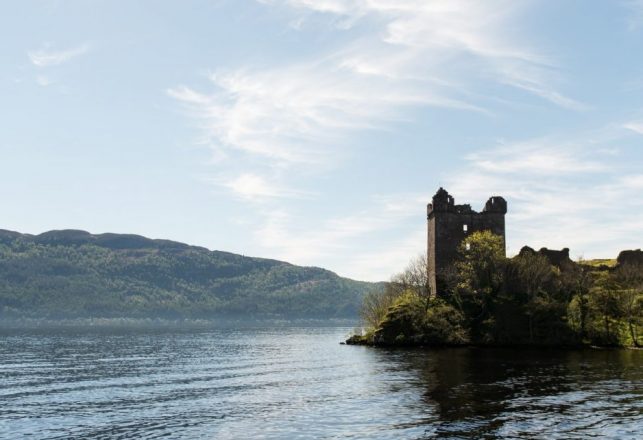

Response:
(1, 0), (643, 281)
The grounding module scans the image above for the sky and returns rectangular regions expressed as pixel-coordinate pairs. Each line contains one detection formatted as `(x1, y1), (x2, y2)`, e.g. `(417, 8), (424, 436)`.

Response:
(1, 0), (643, 281)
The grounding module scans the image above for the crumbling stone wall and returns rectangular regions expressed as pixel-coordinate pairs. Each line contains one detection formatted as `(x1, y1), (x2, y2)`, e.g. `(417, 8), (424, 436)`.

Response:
(617, 249), (643, 266)
(427, 187), (507, 294)
(519, 246), (577, 271)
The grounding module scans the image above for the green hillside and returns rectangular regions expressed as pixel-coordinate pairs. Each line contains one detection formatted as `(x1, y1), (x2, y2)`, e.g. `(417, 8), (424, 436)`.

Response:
(0, 229), (377, 320)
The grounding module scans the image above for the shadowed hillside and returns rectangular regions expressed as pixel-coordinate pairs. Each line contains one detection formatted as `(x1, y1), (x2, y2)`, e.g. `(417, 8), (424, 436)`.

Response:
(0, 230), (377, 320)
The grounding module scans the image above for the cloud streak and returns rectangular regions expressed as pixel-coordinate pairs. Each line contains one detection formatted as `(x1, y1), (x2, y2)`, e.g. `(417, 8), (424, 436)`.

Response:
(275, 0), (584, 109)
(624, 120), (643, 135)
(170, 0), (583, 201)
(444, 133), (642, 260)
(169, 62), (479, 168)
(220, 173), (312, 200)
(28, 43), (90, 67)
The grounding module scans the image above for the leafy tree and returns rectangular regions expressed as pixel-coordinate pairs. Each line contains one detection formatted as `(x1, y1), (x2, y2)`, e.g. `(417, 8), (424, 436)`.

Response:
(366, 291), (468, 346)
(506, 251), (557, 343)
(422, 298), (469, 345)
(587, 272), (623, 345)
(613, 263), (643, 346)
(456, 230), (506, 296)
(561, 261), (592, 340)
(453, 230), (506, 343)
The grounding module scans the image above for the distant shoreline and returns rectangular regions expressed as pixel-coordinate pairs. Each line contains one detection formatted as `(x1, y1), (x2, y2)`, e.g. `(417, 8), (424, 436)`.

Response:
(0, 317), (360, 330)
(343, 335), (637, 350)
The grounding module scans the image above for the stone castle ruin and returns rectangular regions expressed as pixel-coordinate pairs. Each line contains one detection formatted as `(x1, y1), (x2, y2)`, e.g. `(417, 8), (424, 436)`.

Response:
(617, 249), (643, 266)
(518, 246), (576, 272)
(427, 188), (507, 294)
(426, 187), (641, 295)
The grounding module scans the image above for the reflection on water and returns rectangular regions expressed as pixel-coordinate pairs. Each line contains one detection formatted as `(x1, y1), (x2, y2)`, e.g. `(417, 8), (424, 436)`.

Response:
(399, 348), (642, 438)
(0, 327), (641, 439)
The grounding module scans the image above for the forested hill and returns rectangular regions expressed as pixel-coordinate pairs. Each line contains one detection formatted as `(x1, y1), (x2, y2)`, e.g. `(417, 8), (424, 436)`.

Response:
(0, 229), (377, 321)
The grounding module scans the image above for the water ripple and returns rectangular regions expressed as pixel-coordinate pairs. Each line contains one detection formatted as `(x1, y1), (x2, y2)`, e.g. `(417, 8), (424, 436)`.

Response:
(1, 328), (641, 439)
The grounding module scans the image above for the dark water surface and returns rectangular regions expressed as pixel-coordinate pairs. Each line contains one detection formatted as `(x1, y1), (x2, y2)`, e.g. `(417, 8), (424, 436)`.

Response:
(1, 327), (641, 439)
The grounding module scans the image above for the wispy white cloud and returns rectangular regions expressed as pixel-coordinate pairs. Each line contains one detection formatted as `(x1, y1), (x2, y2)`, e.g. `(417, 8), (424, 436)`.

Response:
(444, 133), (641, 259)
(294, 142), (641, 279)
(466, 141), (605, 174)
(251, 193), (428, 279)
(623, 120), (643, 134)
(618, 174), (643, 190)
(273, 0), (582, 109)
(171, 0), (583, 202)
(290, 171), (641, 278)
(497, 65), (590, 111)
(169, 63), (478, 168)
(28, 43), (90, 67)
(220, 173), (311, 200)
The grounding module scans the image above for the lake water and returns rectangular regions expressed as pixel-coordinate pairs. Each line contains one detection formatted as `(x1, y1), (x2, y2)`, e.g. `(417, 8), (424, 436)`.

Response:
(1, 326), (641, 439)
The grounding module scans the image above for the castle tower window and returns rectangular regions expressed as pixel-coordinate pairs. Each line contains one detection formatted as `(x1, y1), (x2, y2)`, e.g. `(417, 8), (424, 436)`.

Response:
(463, 224), (468, 232)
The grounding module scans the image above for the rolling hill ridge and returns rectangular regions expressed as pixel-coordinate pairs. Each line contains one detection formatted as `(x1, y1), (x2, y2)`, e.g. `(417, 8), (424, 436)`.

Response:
(0, 229), (377, 320)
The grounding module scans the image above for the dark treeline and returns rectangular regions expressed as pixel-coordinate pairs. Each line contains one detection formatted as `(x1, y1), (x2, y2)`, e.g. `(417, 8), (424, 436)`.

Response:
(352, 231), (642, 347)
(0, 229), (375, 320)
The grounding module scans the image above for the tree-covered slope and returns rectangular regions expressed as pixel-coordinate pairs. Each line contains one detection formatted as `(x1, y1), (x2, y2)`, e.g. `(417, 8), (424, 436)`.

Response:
(0, 229), (376, 320)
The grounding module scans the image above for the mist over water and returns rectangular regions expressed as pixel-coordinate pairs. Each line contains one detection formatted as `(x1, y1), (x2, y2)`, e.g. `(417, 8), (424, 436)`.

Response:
(1, 327), (641, 439)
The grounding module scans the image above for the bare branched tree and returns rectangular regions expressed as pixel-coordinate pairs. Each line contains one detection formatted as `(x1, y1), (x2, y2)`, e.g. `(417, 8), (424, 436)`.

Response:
(391, 253), (433, 311)
(359, 253), (434, 330)
(359, 284), (402, 330)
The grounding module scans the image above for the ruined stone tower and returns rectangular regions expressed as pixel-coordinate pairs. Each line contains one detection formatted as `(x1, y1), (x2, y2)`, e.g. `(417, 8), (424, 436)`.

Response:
(427, 188), (507, 294)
